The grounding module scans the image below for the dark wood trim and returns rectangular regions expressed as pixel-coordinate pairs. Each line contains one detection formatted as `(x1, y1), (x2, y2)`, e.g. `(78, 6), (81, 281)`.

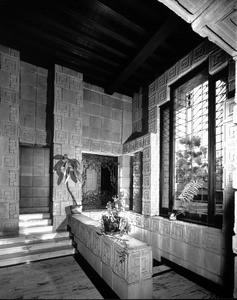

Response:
(106, 15), (180, 95)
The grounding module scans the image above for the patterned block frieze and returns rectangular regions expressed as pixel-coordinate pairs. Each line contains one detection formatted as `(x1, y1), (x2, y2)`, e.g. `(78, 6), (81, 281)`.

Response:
(0, 87), (18, 104)
(186, 225), (201, 246)
(192, 42), (208, 66)
(143, 147), (150, 162)
(123, 143), (129, 154)
(167, 63), (178, 83)
(148, 92), (157, 108)
(143, 161), (150, 175)
(151, 217), (160, 232)
(178, 53), (192, 76)
(55, 86), (62, 102)
(9, 138), (18, 154)
(201, 229), (222, 254)
(148, 106), (157, 123)
(76, 92), (83, 107)
(159, 220), (171, 236)
(9, 203), (19, 219)
(92, 230), (101, 257)
(69, 132), (81, 146)
(101, 141), (112, 153)
(55, 72), (70, 89)
(135, 137), (143, 150)
(142, 189), (150, 202)
(89, 140), (101, 152)
(1, 122), (18, 137)
(148, 79), (157, 96)
(128, 140), (135, 153)
(143, 201), (151, 215)
(101, 236), (113, 267)
(54, 101), (69, 117)
(144, 216), (151, 230)
(0, 53), (19, 74)
(0, 187), (17, 202)
(148, 120), (157, 133)
(157, 86), (168, 106)
(113, 243), (128, 280)
(171, 223), (185, 241)
(157, 72), (167, 89)
(82, 138), (90, 150)
(0, 203), (9, 219)
(9, 105), (19, 123)
(36, 130), (47, 145)
(133, 213), (142, 227)
(54, 130), (68, 144)
(10, 74), (19, 91)
(54, 115), (62, 130)
(141, 249), (152, 279)
(9, 170), (18, 186)
(69, 76), (83, 91)
(2, 155), (18, 170)
(209, 49), (230, 75)
(112, 144), (122, 155)
(70, 104), (81, 118)
(143, 134), (150, 147)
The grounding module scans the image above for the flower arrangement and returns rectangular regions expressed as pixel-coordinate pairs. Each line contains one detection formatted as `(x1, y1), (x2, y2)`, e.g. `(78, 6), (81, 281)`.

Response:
(101, 196), (131, 235)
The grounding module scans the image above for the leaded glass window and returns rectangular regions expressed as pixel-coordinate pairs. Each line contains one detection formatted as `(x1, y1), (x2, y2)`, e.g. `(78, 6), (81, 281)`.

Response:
(160, 65), (230, 226)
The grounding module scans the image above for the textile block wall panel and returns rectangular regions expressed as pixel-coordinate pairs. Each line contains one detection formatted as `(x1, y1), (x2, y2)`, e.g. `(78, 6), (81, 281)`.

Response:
(82, 83), (132, 156)
(53, 65), (83, 231)
(0, 45), (20, 236)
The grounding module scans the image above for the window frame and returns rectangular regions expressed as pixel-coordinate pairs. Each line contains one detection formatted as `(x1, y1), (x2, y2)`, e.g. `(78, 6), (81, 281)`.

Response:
(159, 62), (228, 228)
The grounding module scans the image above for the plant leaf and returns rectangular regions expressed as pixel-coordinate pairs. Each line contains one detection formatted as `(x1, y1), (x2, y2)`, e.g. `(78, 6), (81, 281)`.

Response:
(70, 171), (77, 183)
(53, 154), (64, 160)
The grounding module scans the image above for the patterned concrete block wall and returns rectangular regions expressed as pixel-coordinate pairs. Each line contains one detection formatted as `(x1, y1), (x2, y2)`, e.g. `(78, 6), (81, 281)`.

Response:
(133, 151), (142, 213)
(125, 211), (224, 285)
(82, 82), (132, 155)
(122, 41), (236, 288)
(0, 45), (20, 236)
(19, 62), (49, 145)
(53, 65), (83, 231)
(118, 155), (132, 208)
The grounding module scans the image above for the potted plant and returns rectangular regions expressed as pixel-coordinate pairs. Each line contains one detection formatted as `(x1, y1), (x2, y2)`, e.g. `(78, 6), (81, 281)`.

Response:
(169, 179), (204, 220)
(53, 154), (82, 214)
(101, 196), (131, 235)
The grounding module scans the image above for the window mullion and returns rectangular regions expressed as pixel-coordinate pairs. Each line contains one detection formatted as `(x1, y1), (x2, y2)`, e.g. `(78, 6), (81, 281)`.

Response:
(208, 74), (216, 223)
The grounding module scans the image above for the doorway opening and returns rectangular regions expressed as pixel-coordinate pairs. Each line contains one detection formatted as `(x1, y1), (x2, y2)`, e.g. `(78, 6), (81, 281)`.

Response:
(19, 146), (50, 214)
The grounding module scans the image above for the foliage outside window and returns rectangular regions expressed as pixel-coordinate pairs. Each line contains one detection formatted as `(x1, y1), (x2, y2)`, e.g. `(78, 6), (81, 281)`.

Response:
(160, 65), (229, 227)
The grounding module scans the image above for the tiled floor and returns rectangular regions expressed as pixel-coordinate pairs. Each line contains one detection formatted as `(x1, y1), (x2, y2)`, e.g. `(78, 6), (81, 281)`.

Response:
(0, 256), (103, 299)
(0, 254), (227, 299)
(152, 264), (221, 299)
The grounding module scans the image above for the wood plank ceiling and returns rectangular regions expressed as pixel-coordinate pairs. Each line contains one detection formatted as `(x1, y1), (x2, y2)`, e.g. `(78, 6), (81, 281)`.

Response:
(0, 0), (204, 96)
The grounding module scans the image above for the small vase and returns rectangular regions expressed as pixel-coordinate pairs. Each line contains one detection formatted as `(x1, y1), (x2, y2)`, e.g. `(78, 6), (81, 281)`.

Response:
(168, 212), (177, 221)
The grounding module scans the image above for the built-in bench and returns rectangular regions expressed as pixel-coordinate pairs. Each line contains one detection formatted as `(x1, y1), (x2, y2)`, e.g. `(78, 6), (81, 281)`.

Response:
(67, 214), (153, 299)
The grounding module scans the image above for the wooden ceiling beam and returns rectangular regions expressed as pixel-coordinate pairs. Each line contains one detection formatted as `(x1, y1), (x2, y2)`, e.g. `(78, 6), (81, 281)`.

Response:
(106, 15), (181, 95)
(53, 3), (138, 49)
(21, 11), (129, 60)
(87, 0), (148, 36)
(7, 20), (121, 69)
(0, 28), (115, 78)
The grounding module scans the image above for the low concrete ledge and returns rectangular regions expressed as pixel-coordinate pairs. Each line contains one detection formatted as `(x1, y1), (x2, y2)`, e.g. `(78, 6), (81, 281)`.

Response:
(67, 214), (153, 299)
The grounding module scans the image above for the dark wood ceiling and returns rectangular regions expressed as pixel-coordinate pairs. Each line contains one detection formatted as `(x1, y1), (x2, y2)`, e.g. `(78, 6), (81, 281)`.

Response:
(0, 0), (204, 97)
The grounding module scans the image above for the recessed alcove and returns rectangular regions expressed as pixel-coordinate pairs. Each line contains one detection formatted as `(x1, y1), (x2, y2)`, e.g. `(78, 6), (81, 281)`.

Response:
(81, 153), (118, 211)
